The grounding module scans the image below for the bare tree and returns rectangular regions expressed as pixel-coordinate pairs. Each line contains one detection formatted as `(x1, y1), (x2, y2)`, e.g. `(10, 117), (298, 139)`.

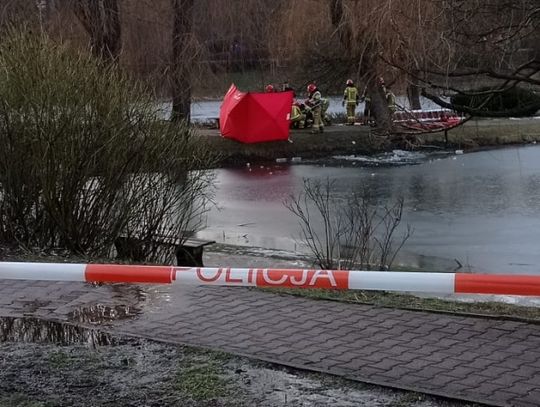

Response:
(72, 0), (121, 63)
(270, 0), (539, 128)
(285, 179), (411, 271)
(2, 0), (286, 106)
(383, 0), (540, 114)
(170, 0), (195, 122)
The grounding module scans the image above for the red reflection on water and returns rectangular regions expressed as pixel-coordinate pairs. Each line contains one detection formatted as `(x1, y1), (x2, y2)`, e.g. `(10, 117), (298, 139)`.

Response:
(232, 164), (291, 179)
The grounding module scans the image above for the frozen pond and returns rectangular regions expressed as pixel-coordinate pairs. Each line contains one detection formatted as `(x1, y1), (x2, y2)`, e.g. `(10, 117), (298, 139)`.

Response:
(198, 145), (540, 275)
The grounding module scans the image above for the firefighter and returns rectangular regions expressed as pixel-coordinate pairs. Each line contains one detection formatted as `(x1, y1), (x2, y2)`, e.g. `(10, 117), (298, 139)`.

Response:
(305, 83), (324, 133)
(360, 86), (372, 125)
(386, 86), (397, 116)
(342, 79), (359, 125)
(321, 97), (331, 125)
(265, 84), (275, 93)
(290, 101), (305, 129)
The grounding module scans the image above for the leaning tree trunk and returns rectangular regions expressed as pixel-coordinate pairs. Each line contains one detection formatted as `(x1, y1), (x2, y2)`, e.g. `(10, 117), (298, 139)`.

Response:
(368, 79), (392, 132)
(171, 0), (194, 123)
(73, 0), (121, 63)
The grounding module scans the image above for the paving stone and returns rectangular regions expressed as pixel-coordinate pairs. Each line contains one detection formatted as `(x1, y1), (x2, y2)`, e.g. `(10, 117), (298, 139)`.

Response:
(511, 400), (540, 407)
(490, 390), (521, 404)
(511, 364), (540, 379)
(466, 357), (496, 370)
(514, 390), (540, 407)
(427, 374), (458, 388)
(432, 358), (464, 371)
(414, 365), (452, 379)
(400, 358), (435, 371)
(366, 358), (404, 371)
(504, 382), (540, 396)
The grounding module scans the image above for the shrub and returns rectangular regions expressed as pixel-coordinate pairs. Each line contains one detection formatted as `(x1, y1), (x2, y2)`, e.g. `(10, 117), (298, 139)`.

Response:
(451, 87), (540, 117)
(285, 179), (411, 270)
(0, 31), (215, 261)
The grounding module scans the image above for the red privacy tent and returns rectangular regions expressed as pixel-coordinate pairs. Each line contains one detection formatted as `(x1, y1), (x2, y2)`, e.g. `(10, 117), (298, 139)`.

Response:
(219, 84), (293, 143)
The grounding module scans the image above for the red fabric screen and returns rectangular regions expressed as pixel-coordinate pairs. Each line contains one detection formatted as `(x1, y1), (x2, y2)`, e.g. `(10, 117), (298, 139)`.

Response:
(220, 84), (293, 143)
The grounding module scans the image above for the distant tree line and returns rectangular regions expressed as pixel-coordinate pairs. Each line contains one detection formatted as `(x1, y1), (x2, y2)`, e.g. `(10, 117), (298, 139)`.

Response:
(1, 0), (538, 130)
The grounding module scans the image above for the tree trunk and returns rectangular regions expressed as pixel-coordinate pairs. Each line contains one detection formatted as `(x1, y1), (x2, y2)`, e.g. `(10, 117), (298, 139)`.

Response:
(368, 80), (392, 132)
(101, 0), (121, 61)
(407, 75), (422, 110)
(73, 0), (121, 63)
(171, 0), (194, 123)
(329, 0), (351, 46)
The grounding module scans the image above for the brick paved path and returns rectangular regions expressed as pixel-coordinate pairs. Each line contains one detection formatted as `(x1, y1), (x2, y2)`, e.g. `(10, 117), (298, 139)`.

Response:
(1, 279), (540, 406)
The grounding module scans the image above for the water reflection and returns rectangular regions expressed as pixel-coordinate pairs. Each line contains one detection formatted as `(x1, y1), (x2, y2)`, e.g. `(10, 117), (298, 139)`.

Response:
(67, 304), (140, 325)
(67, 284), (144, 325)
(0, 317), (114, 347)
(217, 164), (296, 202)
(201, 145), (540, 273)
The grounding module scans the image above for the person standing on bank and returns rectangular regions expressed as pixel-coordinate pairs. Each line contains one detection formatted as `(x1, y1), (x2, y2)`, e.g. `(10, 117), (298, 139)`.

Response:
(342, 79), (359, 125)
(306, 83), (324, 133)
(360, 85), (372, 126)
(282, 80), (296, 97)
(385, 85), (397, 117)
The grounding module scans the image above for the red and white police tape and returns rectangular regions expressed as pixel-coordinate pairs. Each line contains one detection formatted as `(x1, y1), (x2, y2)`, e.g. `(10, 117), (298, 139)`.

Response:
(1, 262), (540, 296)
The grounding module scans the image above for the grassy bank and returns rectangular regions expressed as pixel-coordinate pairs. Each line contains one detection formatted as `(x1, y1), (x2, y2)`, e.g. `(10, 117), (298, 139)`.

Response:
(421, 117), (540, 149)
(197, 124), (383, 167)
(195, 117), (540, 167)
(262, 287), (540, 323)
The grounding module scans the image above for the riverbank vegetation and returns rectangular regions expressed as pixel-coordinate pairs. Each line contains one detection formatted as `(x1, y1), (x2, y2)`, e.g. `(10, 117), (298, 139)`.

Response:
(286, 179), (411, 270)
(0, 31), (215, 260)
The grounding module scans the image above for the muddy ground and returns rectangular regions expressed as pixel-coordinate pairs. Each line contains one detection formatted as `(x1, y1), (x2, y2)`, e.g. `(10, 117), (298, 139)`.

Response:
(0, 317), (477, 407)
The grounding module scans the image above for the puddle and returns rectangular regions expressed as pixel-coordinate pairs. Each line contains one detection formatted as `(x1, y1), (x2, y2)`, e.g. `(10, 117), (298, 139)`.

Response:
(67, 284), (145, 325)
(0, 316), (115, 346)
(67, 304), (141, 325)
(234, 363), (396, 406)
(231, 361), (467, 407)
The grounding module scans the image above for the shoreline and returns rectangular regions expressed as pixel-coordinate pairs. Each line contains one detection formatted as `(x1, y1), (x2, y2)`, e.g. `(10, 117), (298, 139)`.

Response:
(196, 117), (540, 168)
